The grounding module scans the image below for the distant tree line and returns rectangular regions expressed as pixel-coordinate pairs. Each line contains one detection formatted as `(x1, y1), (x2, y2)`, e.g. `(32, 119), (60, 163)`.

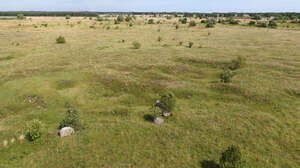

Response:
(0, 11), (98, 17)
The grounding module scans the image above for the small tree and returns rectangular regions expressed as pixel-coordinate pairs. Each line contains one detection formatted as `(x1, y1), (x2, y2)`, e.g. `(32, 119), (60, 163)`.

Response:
(188, 42), (194, 48)
(268, 21), (277, 28)
(158, 91), (176, 113)
(56, 36), (66, 44)
(65, 15), (71, 19)
(179, 18), (187, 24)
(220, 68), (233, 83)
(206, 23), (215, 28)
(25, 120), (43, 141)
(132, 41), (141, 49)
(59, 108), (83, 131)
(125, 15), (132, 22)
(148, 19), (155, 24)
(219, 145), (243, 168)
(175, 24), (179, 29)
(117, 15), (124, 22)
(189, 20), (197, 27)
(248, 21), (256, 26)
(157, 36), (163, 42)
(17, 13), (26, 20)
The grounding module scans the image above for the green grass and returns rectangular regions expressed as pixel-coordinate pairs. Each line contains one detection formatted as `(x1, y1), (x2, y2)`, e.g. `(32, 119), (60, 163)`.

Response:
(0, 16), (299, 168)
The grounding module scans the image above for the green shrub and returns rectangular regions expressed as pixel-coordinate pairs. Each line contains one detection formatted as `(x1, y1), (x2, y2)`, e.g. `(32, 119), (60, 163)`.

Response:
(129, 23), (133, 27)
(125, 15), (132, 22)
(59, 108), (83, 131)
(25, 120), (43, 141)
(188, 42), (194, 48)
(179, 18), (187, 24)
(56, 36), (66, 44)
(97, 16), (104, 21)
(41, 23), (48, 27)
(157, 36), (163, 42)
(189, 20), (197, 27)
(65, 15), (71, 19)
(229, 56), (246, 70)
(206, 23), (215, 28)
(257, 22), (268, 28)
(219, 145), (243, 168)
(253, 15), (262, 20)
(229, 19), (239, 25)
(268, 21), (277, 28)
(179, 41), (183, 46)
(175, 24), (179, 29)
(248, 21), (256, 26)
(117, 15), (124, 22)
(159, 91), (176, 112)
(17, 13), (26, 20)
(114, 19), (120, 24)
(132, 41), (141, 49)
(148, 19), (155, 24)
(220, 68), (233, 83)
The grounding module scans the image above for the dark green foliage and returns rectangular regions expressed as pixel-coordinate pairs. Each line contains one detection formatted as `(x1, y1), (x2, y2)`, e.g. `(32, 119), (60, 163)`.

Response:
(179, 41), (183, 46)
(219, 145), (243, 168)
(25, 120), (43, 141)
(17, 13), (26, 20)
(257, 22), (268, 28)
(220, 68), (233, 83)
(175, 24), (179, 29)
(159, 91), (176, 112)
(114, 19), (120, 24)
(56, 36), (66, 44)
(229, 56), (246, 70)
(117, 15), (124, 22)
(148, 19), (155, 24)
(253, 15), (262, 20)
(125, 15), (132, 22)
(132, 41), (141, 49)
(65, 15), (71, 19)
(157, 36), (162, 42)
(59, 108), (83, 131)
(41, 23), (48, 27)
(97, 16), (104, 21)
(268, 21), (278, 28)
(206, 23), (215, 28)
(248, 21), (256, 26)
(129, 23), (133, 27)
(179, 18), (187, 24)
(188, 42), (194, 48)
(229, 19), (239, 25)
(189, 20), (197, 27)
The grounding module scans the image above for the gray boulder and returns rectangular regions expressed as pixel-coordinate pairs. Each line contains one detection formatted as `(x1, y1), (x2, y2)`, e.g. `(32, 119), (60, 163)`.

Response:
(154, 117), (164, 124)
(59, 127), (75, 137)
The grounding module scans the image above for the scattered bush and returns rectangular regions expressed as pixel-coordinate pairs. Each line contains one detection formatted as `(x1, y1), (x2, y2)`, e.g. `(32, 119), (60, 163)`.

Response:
(229, 19), (240, 25)
(157, 36), (163, 42)
(206, 23), (215, 28)
(268, 21), (278, 28)
(148, 19), (155, 24)
(158, 91), (176, 112)
(188, 42), (194, 48)
(56, 36), (66, 44)
(229, 56), (246, 70)
(189, 20), (197, 27)
(220, 68), (233, 83)
(17, 13), (26, 20)
(125, 15), (132, 22)
(179, 41), (183, 46)
(175, 24), (179, 29)
(65, 15), (71, 19)
(219, 145), (243, 168)
(117, 15), (124, 22)
(253, 15), (262, 20)
(59, 108), (83, 131)
(257, 22), (268, 28)
(25, 120), (43, 141)
(248, 21), (256, 26)
(97, 16), (104, 21)
(129, 23), (133, 27)
(179, 18), (187, 24)
(132, 41), (141, 49)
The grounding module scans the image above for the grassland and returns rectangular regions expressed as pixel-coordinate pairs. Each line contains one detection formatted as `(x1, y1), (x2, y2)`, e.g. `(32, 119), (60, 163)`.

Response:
(0, 16), (299, 168)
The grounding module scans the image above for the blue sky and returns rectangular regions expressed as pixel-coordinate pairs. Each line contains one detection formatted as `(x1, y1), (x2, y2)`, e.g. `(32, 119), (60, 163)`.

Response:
(1, 0), (300, 12)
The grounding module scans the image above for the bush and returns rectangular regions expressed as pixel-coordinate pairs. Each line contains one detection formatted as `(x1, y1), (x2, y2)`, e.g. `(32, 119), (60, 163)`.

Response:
(17, 13), (26, 20)
(97, 16), (103, 21)
(179, 41), (183, 46)
(206, 23), (215, 28)
(25, 120), (43, 141)
(248, 21), (256, 26)
(157, 36), (162, 42)
(59, 108), (83, 131)
(229, 19), (239, 25)
(257, 22), (268, 28)
(268, 21), (277, 28)
(253, 15), (262, 20)
(65, 15), (71, 19)
(175, 24), (179, 29)
(219, 145), (243, 168)
(229, 56), (246, 70)
(189, 20), (197, 27)
(132, 41), (141, 49)
(188, 42), (194, 48)
(179, 18), (187, 24)
(148, 19), (155, 24)
(117, 15), (124, 22)
(220, 68), (233, 83)
(129, 23), (133, 27)
(159, 91), (176, 112)
(125, 15), (132, 22)
(56, 36), (66, 44)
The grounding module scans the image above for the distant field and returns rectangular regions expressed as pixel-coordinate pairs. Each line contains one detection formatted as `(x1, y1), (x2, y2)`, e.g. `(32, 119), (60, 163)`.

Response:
(0, 16), (299, 168)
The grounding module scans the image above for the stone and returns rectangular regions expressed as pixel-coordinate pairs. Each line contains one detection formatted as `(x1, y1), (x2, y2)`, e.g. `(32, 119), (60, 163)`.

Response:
(2, 140), (8, 148)
(162, 112), (171, 117)
(10, 138), (15, 144)
(59, 127), (75, 137)
(18, 135), (25, 141)
(153, 117), (164, 124)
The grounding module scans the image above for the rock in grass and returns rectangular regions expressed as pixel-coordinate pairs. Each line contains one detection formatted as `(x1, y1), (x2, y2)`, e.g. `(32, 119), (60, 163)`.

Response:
(154, 117), (164, 124)
(59, 127), (75, 137)
(2, 140), (8, 148)
(162, 112), (172, 117)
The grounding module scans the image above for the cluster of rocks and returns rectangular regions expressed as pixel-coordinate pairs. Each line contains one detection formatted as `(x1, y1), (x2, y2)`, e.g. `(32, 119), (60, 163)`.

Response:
(153, 100), (172, 125)
(2, 134), (25, 148)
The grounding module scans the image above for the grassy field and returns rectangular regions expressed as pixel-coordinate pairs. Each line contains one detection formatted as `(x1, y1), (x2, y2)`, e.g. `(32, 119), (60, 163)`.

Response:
(0, 16), (299, 168)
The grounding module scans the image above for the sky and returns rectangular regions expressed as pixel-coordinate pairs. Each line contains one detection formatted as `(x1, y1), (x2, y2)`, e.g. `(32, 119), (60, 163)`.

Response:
(0, 0), (300, 12)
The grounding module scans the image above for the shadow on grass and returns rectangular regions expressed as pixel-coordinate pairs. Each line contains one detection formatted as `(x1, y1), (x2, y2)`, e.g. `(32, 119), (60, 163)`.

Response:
(143, 114), (154, 122)
(200, 160), (219, 168)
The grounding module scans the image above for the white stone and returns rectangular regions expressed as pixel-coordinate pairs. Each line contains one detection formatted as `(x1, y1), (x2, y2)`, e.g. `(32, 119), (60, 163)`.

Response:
(154, 117), (164, 124)
(59, 127), (75, 137)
